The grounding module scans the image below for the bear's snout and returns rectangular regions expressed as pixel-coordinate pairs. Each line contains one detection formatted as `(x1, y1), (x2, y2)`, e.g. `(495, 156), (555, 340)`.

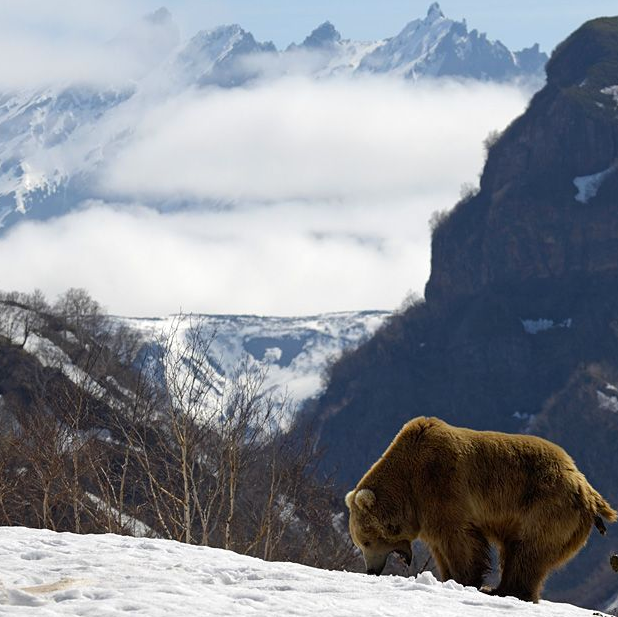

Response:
(362, 551), (388, 576)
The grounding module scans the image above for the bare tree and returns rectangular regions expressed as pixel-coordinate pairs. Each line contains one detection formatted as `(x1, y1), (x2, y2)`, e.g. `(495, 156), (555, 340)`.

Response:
(53, 288), (103, 343)
(0, 294), (359, 573)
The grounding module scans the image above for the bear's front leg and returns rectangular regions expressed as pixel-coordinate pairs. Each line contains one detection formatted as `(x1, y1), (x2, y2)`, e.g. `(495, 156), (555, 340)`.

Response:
(428, 544), (451, 581)
(436, 526), (491, 589)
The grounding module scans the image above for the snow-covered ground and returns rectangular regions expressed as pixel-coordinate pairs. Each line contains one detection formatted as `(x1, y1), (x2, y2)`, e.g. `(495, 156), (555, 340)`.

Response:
(0, 527), (601, 616)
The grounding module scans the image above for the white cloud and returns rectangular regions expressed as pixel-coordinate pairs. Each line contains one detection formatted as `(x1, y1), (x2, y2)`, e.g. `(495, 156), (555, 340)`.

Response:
(103, 76), (528, 203)
(1, 75), (530, 316)
(0, 199), (433, 316)
(0, 1), (171, 89)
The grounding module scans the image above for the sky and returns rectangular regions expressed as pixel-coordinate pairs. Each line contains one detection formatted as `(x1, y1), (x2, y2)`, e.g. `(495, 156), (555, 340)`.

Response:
(0, 1), (614, 316)
(2, 0), (617, 54)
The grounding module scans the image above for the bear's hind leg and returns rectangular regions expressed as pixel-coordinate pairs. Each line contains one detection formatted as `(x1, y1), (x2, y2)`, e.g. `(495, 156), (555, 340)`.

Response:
(497, 515), (592, 603)
(496, 540), (546, 602)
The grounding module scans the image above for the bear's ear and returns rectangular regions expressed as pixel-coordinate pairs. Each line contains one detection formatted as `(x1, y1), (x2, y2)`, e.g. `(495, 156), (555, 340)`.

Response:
(345, 491), (355, 509)
(355, 488), (376, 511)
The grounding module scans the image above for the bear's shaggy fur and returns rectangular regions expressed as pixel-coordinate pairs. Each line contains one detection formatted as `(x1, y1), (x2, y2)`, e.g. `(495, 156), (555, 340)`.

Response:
(345, 417), (617, 602)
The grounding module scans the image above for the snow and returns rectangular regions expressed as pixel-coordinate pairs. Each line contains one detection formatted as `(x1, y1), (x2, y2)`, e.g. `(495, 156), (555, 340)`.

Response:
(358, 6), (456, 78)
(573, 165), (616, 204)
(86, 495), (154, 538)
(0, 527), (597, 617)
(23, 333), (107, 401)
(520, 318), (572, 334)
(607, 591), (618, 615)
(601, 85), (618, 107)
(597, 390), (618, 413)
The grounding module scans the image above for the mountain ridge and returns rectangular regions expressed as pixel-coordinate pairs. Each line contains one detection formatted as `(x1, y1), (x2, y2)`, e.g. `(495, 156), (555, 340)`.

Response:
(0, 3), (546, 230)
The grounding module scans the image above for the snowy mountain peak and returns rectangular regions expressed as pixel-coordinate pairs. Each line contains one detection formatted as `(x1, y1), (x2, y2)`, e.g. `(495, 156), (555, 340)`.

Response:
(176, 24), (276, 84)
(358, 3), (546, 81)
(425, 2), (445, 23)
(145, 6), (173, 25)
(176, 24), (276, 87)
(302, 21), (343, 48)
(187, 23), (246, 52)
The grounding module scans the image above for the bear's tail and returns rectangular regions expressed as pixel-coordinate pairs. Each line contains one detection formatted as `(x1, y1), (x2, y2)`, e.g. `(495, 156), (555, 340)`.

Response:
(590, 488), (617, 535)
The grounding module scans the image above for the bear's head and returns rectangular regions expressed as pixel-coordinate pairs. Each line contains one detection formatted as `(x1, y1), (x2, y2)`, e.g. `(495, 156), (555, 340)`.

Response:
(345, 487), (413, 575)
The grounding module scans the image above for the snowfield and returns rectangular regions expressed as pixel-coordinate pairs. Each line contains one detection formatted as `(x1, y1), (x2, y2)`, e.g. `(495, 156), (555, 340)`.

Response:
(0, 527), (603, 616)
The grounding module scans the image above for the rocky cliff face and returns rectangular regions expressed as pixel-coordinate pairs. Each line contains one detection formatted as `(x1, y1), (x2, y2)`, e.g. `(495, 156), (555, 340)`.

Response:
(310, 17), (618, 610)
(426, 17), (618, 306)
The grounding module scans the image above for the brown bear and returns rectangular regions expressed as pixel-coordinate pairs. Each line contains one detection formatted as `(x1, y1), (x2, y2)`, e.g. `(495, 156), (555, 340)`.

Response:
(345, 416), (617, 602)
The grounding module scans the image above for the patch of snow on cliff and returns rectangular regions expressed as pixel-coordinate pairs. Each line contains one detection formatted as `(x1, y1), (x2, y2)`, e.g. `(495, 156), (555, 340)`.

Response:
(601, 85), (618, 107)
(606, 589), (618, 615)
(23, 333), (116, 404)
(597, 390), (618, 413)
(521, 318), (572, 334)
(573, 164), (616, 203)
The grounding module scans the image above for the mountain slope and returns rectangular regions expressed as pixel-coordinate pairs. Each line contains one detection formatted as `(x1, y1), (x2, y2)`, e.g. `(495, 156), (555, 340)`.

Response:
(0, 527), (598, 616)
(120, 311), (388, 427)
(308, 15), (618, 610)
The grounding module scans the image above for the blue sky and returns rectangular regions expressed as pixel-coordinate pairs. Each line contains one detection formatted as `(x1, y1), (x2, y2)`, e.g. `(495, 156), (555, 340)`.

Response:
(3, 1), (618, 54)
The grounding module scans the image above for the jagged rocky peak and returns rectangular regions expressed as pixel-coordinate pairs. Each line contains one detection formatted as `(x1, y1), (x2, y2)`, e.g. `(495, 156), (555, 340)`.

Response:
(176, 24), (276, 81)
(425, 2), (445, 22)
(181, 24), (276, 58)
(513, 43), (546, 74)
(177, 24), (277, 88)
(184, 24), (246, 54)
(108, 6), (180, 63)
(357, 2), (545, 81)
(425, 16), (618, 307)
(302, 21), (343, 48)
